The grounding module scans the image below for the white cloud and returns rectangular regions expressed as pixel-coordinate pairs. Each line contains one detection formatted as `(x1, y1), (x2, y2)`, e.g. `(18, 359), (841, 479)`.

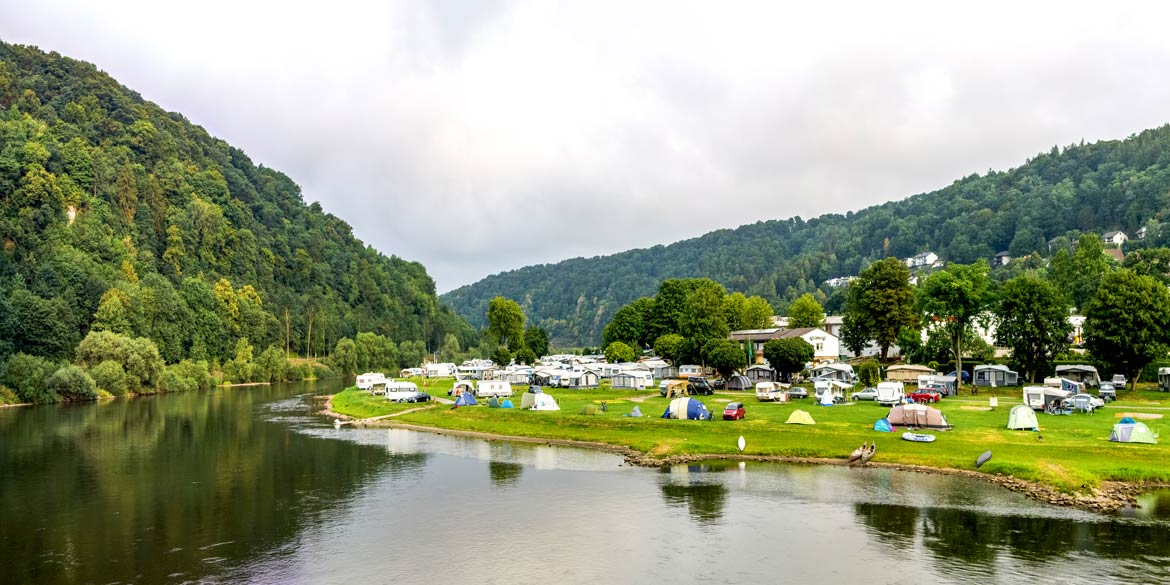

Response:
(6, 0), (1170, 291)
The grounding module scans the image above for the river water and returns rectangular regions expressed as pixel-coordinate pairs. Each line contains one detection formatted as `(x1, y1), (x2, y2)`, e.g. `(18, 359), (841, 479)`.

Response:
(2, 381), (1170, 584)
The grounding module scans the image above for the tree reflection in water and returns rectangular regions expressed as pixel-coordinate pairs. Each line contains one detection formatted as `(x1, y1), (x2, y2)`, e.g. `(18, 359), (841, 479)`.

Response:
(658, 464), (729, 526)
(489, 461), (524, 488)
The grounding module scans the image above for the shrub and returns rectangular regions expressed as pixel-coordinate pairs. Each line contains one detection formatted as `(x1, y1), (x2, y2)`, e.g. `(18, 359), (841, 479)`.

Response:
(312, 364), (335, 379)
(90, 360), (128, 396)
(47, 365), (97, 401)
(0, 385), (19, 405)
(169, 360), (212, 392)
(161, 369), (197, 393)
(858, 360), (881, 387)
(3, 353), (59, 403)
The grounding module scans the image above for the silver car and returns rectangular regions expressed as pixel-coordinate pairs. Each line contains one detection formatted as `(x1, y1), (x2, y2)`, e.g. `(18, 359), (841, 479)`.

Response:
(851, 387), (878, 401)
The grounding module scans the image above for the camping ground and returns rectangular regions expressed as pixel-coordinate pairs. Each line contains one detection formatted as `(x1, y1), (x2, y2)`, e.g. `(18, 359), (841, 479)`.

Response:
(329, 379), (1170, 503)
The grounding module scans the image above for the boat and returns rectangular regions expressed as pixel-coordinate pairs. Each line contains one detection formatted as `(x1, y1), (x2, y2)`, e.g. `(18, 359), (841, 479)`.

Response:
(859, 443), (876, 464)
(902, 432), (936, 443)
(975, 450), (992, 468)
(848, 442), (867, 464)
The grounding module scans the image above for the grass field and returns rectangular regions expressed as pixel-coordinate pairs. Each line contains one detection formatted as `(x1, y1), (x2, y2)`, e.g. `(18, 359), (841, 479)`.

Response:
(331, 379), (1170, 493)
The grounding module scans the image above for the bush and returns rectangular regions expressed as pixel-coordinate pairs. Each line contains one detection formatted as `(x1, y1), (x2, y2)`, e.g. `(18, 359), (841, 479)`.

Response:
(0, 385), (19, 405)
(90, 360), (128, 396)
(312, 364), (336, 379)
(75, 331), (164, 392)
(254, 346), (288, 383)
(160, 369), (197, 393)
(47, 365), (97, 401)
(3, 353), (59, 403)
(169, 360), (213, 392)
(858, 360), (881, 387)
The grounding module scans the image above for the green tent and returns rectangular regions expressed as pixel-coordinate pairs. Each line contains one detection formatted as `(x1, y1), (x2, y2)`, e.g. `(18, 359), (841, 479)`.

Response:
(1110, 422), (1158, 444)
(785, 409), (816, 425)
(1007, 405), (1039, 431)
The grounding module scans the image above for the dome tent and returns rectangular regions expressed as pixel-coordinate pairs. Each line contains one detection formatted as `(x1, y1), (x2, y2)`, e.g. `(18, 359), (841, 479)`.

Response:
(1007, 405), (1039, 431)
(785, 410), (816, 425)
(661, 397), (711, 420)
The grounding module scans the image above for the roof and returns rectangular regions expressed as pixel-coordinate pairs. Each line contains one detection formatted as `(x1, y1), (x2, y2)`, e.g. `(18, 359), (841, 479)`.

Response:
(887, 364), (935, 373)
(1105, 248), (1125, 262)
(728, 327), (826, 341)
(975, 364), (1014, 372)
(812, 363), (853, 373)
(1103, 230), (1126, 238)
(1056, 364), (1098, 373)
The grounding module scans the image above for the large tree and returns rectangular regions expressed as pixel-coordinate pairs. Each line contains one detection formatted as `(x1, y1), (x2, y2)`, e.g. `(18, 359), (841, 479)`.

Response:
(763, 338), (813, 382)
(677, 281), (730, 364)
(1050, 233), (1114, 310)
(843, 258), (917, 360)
(787, 293), (824, 328)
(523, 326), (549, 358)
(994, 276), (1071, 382)
(486, 297), (526, 351)
(917, 261), (993, 388)
(725, 292), (774, 331)
(603, 300), (648, 348)
(603, 341), (636, 364)
(704, 338), (748, 380)
(1083, 270), (1170, 388)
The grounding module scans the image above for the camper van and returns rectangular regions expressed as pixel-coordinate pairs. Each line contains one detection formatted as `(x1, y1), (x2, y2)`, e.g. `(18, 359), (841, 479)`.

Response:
(474, 380), (514, 398)
(876, 382), (905, 406)
(356, 372), (387, 391)
(755, 382), (787, 402)
(1022, 385), (1070, 410)
(384, 381), (430, 403)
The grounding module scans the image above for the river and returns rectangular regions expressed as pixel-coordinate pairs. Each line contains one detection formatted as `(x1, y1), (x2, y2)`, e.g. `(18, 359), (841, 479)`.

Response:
(2, 380), (1169, 584)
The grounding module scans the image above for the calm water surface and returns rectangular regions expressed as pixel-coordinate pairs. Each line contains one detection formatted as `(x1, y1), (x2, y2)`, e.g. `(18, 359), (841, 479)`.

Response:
(2, 381), (1170, 584)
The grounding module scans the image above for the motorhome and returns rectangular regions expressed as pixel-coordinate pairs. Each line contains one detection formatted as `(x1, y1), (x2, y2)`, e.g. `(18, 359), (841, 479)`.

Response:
(384, 381), (429, 403)
(356, 372), (387, 391)
(755, 381), (788, 402)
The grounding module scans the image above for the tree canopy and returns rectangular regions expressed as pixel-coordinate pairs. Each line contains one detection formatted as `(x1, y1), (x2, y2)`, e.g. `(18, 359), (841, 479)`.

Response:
(917, 261), (993, 384)
(786, 293), (824, 328)
(842, 258), (915, 359)
(994, 275), (1071, 382)
(763, 338), (813, 382)
(1083, 270), (1170, 386)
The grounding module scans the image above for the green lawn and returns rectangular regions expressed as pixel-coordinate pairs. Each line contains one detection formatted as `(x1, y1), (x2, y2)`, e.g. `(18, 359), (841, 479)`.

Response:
(329, 383), (1170, 493)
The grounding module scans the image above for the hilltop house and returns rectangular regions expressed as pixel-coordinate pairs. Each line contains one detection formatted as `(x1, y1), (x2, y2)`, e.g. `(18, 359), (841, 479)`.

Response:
(993, 251), (1011, 266)
(905, 252), (939, 269)
(1102, 231), (1128, 246)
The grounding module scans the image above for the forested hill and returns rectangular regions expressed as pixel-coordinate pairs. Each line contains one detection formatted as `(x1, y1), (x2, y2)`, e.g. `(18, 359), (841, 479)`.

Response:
(0, 42), (475, 365)
(443, 125), (1170, 345)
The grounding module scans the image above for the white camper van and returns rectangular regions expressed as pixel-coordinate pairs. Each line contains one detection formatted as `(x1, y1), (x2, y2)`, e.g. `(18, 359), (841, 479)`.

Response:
(474, 380), (514, 398)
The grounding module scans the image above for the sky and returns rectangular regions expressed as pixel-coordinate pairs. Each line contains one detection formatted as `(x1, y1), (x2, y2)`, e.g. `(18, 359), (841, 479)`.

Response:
(6, 1), (1170, 292)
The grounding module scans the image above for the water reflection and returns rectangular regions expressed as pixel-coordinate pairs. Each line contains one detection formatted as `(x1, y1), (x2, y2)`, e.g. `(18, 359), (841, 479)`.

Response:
(658, 464), (729, 525)
(489, 461), (525, 488)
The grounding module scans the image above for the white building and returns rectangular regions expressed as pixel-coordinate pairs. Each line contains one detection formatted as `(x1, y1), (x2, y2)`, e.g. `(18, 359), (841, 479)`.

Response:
(1102, 231), (1128, 246)
(905, 252), (940, 268)
(729, 327), (841, 365)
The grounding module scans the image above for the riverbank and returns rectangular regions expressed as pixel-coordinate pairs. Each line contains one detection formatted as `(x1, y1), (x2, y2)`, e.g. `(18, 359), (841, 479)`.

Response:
(327, 383), (1170, 513)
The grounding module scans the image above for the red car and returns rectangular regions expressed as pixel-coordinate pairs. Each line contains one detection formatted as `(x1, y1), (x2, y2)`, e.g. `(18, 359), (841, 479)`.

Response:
(907, 389), (942, 404)
(723, 402), (746, 420)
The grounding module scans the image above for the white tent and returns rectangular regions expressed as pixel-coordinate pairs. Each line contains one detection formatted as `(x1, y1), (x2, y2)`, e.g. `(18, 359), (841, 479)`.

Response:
(521, 392), (560, 411)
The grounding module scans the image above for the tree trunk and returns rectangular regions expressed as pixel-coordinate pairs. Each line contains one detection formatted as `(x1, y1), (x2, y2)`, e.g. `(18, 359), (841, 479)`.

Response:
(305, 314), (314, 359)
(880, 342), (889, 361)
(283, 308), (290, 357)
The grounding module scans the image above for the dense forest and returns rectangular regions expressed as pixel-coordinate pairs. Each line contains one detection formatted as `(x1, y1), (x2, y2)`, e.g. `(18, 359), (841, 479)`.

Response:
(0, 42), (476, 400)
(443, 125), (1170, 344)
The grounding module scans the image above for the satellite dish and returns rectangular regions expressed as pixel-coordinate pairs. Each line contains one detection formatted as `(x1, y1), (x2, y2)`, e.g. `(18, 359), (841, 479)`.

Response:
(737, 435), (746, 452)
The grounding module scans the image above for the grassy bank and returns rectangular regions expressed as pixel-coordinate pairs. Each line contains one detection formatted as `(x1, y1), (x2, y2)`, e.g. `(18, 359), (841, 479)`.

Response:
(331, 380), (1170, 494)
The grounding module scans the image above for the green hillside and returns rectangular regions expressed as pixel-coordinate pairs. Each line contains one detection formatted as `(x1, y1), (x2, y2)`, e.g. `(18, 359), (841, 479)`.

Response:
(442, 126), (1170, 345)
(0, 42), (474, 367)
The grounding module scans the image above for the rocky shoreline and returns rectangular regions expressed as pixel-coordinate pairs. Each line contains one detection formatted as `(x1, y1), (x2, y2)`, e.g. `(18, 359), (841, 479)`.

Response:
(320, 394), (1165, 514)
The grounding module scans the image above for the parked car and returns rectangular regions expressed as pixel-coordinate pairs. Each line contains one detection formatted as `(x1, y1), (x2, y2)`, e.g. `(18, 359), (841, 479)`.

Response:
(1112, 374), (1127, 389)
(689, 377), (715, 396)
(723, 402), (746, 420)
(907, 389), (942, 403)
(947, 370), (971, 383)
(712, 378), (726, 389)
(920, 383), (949, 396)
(1098, 382), (1117, 402)
(851, 387), (878, 401)
(786, 386), (809, 400)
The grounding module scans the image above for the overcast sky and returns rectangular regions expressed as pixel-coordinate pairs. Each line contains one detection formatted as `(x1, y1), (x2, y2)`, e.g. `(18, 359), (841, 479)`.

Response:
(6, 1), (1170, 292)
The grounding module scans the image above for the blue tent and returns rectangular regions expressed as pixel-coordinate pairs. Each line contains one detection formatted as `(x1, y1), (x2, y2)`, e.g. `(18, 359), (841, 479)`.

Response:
(500, 399), (514, 408)
(626, 405), (643, 417)
(873, 418), (893, 433)
(662, 397), (712, 420)
(1120, 416), (1136, 424)
(454, 392), (478, 406)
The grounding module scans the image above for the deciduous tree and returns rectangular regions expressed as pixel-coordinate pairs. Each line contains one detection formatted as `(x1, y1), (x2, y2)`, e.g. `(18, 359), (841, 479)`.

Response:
(1083, 270), (1170, 387)
(763, 338), (813, 382)
(994, 275), (1071, 382)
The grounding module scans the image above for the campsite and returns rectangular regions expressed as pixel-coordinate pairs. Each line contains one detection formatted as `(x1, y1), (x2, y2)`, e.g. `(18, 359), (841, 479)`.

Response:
(329, 378), (1170, 502)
